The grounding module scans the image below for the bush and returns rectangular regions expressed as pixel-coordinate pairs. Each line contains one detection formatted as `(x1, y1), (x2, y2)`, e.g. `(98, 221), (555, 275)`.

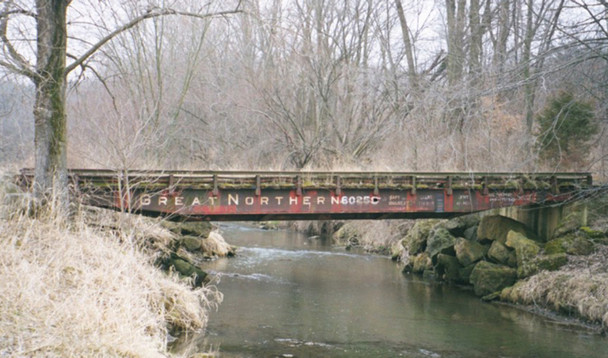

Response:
(536, 91), (598, 170)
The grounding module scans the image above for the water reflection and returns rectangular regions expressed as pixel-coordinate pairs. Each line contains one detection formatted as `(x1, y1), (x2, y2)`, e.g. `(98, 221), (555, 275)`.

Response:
(189, 223), (608, 357)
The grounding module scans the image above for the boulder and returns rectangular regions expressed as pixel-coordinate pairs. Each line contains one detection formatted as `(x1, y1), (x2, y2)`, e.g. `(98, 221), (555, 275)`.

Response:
(180, 236), (203, 253)
(436, 254), (462, 282)
(543, 237), (567, 255)
(544, 234), (594, 256)
(454, 237), (487, 266)
(396, 221), (415, 236)
(505, 230), (541, 278)
(410, 252), (433, 274)
(507, 253), (568, 278)
(179, 221), (213, 237)
(458, 263), (476, 284)
(487, 241), (517, 267)
(174, 247), (202, 266)
(201, 231), (236, 258)
(534, 253), (568, 272)
(469, 261), (517, 297)
(580, 226), (606, 239)
(426, 228), (456, 262)
(161, 220), (213, 238)
(391, 242), (406, 261)
(167, 254), (208, 287)
(437, 215), (481, 237)
(402, 219), (440, 255)
(499, 280), (527, 302)
(568, 235), (595, 255)
(422, 269), (437, 281)
(477, 215), (537, 244)
(464, 225), (478, 241)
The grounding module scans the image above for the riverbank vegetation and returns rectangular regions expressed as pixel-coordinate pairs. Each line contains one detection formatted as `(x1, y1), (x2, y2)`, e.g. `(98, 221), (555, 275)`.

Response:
(0, 176), (222, 357)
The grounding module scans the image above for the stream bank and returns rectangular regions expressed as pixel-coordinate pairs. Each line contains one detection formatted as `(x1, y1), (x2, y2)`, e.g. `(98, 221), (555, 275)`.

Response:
(328, 193), (608, 334)
(0, 180), (225, 357)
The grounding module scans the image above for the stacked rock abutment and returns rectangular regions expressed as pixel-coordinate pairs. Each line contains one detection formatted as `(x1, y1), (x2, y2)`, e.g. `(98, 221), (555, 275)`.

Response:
(304, 213), (576, 299)
(391, 199), (608, 330)
(396, 214), (590, 297)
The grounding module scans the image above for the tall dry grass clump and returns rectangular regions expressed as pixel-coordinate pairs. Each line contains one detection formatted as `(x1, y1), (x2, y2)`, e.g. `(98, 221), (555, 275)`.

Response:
(0, 174), (221, 357)
(502, 245), (608, 331)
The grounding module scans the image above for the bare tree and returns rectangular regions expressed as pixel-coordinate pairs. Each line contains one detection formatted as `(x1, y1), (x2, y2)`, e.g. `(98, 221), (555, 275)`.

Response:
(0, 0), (241, 212)
(3, 0), (604, 185)
(249, 0), (401, 169)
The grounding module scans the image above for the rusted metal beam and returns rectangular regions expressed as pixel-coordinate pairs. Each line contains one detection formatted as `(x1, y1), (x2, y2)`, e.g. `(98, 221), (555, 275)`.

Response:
(16, 168), (594, 221)
(447, 176), (453, 196)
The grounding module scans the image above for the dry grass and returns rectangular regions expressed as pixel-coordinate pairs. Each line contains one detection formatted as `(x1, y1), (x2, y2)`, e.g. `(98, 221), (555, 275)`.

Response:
(0, 177), (221, 357)
(503, 245), (608, 331)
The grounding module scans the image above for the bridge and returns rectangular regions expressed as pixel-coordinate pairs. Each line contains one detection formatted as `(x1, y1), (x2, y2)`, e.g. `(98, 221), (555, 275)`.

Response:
(18, 169), (592, 221)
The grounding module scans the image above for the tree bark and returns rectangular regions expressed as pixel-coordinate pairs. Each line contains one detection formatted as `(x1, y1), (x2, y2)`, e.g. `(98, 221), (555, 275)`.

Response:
(394, 0), (418, 90)
(522, 0), (535, 159)
(493, 0), (511, 73)
(34, 0), (69, 210)
(468, 0), (481, 81)
(445, 0), (466, 85)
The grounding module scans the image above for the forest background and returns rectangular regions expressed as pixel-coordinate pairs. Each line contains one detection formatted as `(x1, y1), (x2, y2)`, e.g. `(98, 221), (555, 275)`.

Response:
(1, 0), (607, 180)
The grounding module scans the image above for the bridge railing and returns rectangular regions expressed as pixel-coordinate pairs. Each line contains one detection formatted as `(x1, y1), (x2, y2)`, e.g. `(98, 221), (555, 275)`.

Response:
(18, 168), (593, 195)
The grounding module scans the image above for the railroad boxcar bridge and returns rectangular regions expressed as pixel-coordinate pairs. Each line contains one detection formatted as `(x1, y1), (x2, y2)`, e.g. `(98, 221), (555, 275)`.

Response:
(18, 169), (592, 224)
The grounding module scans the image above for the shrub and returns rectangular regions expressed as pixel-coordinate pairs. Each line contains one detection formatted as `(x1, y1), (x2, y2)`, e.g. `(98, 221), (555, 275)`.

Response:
(536, 91), (598, 170)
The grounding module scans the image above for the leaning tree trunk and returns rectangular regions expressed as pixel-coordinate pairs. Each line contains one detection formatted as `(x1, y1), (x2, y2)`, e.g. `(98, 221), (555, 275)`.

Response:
(33, 0), (69, 211)
(395, 0), (418, 90)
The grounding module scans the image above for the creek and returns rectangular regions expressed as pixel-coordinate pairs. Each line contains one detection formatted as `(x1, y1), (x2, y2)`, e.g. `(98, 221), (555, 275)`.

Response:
(192, 223), (608, 357)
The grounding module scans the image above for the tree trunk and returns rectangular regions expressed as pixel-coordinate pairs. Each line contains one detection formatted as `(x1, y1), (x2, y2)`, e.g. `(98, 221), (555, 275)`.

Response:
(445, 0), (466, 85)
(493, 0), (511, 73)
(34, 0), (69, 210)
(395, 0), (418, 90)
(522, 0), (535, 157)
(468, 0), (481, 81)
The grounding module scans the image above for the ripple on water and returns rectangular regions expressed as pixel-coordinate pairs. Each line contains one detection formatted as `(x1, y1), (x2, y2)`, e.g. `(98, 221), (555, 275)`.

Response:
(239, 246), (375, 260)
(274, 337), (334, 349)
(208, 271), (293, 285)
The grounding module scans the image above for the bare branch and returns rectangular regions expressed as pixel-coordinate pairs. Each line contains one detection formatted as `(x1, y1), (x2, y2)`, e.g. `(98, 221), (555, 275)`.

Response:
(65, 6), (243, 75)
(0, 9), (36, 18)
(0, 5), (37, 80)
(0, 59), (32, 78)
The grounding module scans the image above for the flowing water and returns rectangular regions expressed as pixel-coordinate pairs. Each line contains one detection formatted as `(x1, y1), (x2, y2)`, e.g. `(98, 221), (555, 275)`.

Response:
(192, 223), (608, 357)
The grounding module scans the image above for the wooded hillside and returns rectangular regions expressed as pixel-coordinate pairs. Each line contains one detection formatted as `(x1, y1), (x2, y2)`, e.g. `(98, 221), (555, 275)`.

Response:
(2, 0), (606, 180)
